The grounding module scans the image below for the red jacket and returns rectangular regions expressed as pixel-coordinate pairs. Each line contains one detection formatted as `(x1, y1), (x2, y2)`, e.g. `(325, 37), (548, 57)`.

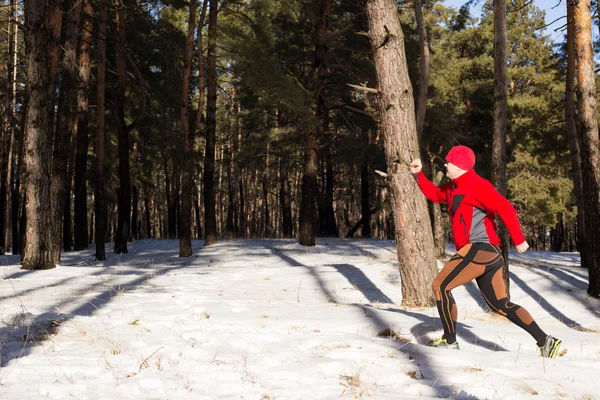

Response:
(414, 170), (525, 251)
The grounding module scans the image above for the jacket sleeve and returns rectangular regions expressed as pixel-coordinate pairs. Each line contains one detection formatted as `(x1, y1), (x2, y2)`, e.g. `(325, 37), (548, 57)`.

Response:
(413, 171), (451, 204)
(475, 179), (526, 246)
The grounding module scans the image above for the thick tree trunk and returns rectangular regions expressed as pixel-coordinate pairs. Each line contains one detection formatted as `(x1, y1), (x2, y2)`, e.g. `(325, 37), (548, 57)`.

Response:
(565, 1), (586, 260)
(52, 0), (83, 259)
(203, 0), (218, 245)
(492, 0), (510, 297)
(22, 0), (64, 269)
(364, 0), (438, 306)
(299, 0), (330, 246)
(179, 0), (197, 257)
(73, 0), (92, 251)
(94, 0), (108, 261)
(573, 0), (600, 298)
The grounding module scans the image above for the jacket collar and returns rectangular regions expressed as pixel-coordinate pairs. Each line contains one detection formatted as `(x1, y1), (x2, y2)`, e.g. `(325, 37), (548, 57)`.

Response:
(452, 169), (476, 188)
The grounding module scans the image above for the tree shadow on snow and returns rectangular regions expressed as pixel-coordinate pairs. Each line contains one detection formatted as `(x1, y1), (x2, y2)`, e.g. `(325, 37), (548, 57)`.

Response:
(0, 244), (207, 368)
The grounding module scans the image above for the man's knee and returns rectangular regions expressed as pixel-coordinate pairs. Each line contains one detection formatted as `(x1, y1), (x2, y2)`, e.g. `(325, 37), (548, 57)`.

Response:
(432, 278), (443, 300)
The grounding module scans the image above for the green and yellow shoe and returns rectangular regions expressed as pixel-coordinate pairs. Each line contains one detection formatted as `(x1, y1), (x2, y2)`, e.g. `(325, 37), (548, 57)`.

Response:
(430, 338), (460, 350)
(538, 335), (562, 358)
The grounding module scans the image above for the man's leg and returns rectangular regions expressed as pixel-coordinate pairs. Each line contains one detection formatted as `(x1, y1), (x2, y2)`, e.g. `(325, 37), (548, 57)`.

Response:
(475, 244), (548, 346)
(432, 244), (486, 344)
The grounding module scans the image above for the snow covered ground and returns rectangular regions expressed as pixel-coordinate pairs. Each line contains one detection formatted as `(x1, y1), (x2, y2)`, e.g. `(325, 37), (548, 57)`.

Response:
(1, 239), (599, 399)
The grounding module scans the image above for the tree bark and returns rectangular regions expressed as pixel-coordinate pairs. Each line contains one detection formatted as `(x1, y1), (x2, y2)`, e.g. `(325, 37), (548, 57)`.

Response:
(52, 0), (83, 259)
(73, 0), (92, 251)
(573, 0), (600, 297)
(114, 2), (130, 254)
(364, 0), (438, 306)
(323, 111), (337, 237)
(299, 0), (331, 246)
(94, 0), (108, 261)
(280, 154), (293, 238)
(413, 0), (430, 139)
(1, 0), (17, 254)
(21, 0), (64, 269)
(179, 0), (197, 256)
(360, 127), (370, 237)
(492, 0), (510, 296)
(203, 0), (218, 245)
(565, 1), (586, 261)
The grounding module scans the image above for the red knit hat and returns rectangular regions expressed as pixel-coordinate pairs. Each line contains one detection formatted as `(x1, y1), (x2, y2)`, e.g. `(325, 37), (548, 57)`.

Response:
(445, 145), (476, 170)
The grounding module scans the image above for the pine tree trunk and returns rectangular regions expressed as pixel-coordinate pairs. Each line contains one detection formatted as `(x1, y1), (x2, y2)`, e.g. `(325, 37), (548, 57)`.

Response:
(203, 0), (218, 245)
(324, 112), (337, 237)
(22, 0), (64, 269)
(280, 154), (293, 238)
(73, 0), (92, 251)
(565, 1), (586, 261)
(262, 144), (270, 237)
(492, 0), (511, 296)
(94, 0), (107, 261)
(360, 128), (370, 238)
(413, 0), (430, 138)
(364, 0), (438, 306)
(52, 0), (83, 259)
(114, 4), (130, 254)
(1, 0), (17, 254)
(63, 140), (76, 252)
(179, 0), (197, 257)
(430, 165), (446, 258)
(573, 0), (600, 297)
(11, 65), (27, 255)
(131, 184), (139, 240)
(299, 0), (330, 246)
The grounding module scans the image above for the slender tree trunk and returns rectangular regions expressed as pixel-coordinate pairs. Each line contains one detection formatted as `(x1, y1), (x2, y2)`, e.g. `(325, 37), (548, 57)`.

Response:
(12, 71), (27, 255)
(565, 1), (586, 260)
(573, 0), (600, 297)
(430, 165), (446, 258)
(63, 141), (76, 252)
(360, 128), (370, 238)
(323, 111), (337, 237)
(22, 0), (64, 269)
(203, 0), (218, 245)
(364, 0), (438, 306)
(52, 0), (83, 259)
(262, 144), (270, 237)
(492, 0), (511, 296)
(278, 155), (292, 239)
(413, 0), (430, 139)
(1, 0), (17, 254)
(179, 0), (197, 256)
(131, 183), (139, 240)
(73, 0), (92, 250)
(94, 0), (108, 261)
(299, 0), (331, 246)
(114, 3), (130, 253)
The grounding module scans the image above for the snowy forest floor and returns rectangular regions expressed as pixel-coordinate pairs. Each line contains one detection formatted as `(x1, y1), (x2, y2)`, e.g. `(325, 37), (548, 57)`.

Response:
(1, 239), (599, 399)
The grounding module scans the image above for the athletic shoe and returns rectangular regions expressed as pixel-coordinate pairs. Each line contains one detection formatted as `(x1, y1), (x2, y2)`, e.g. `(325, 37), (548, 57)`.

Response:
(538, 335), (562, 358)
(431, 338), (460, 350)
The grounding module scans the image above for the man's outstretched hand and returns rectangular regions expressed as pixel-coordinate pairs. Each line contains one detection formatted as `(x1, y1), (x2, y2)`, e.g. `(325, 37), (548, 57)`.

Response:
(410, 159), (422, 175)
(516, 241), (529, 253)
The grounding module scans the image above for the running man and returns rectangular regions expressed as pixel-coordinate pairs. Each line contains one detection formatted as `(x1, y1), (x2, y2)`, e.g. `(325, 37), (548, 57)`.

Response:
(410, 145), (561, 358)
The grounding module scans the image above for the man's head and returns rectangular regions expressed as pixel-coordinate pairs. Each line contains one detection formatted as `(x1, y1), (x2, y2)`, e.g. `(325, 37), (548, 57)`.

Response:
(445, 145), (475, 180)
